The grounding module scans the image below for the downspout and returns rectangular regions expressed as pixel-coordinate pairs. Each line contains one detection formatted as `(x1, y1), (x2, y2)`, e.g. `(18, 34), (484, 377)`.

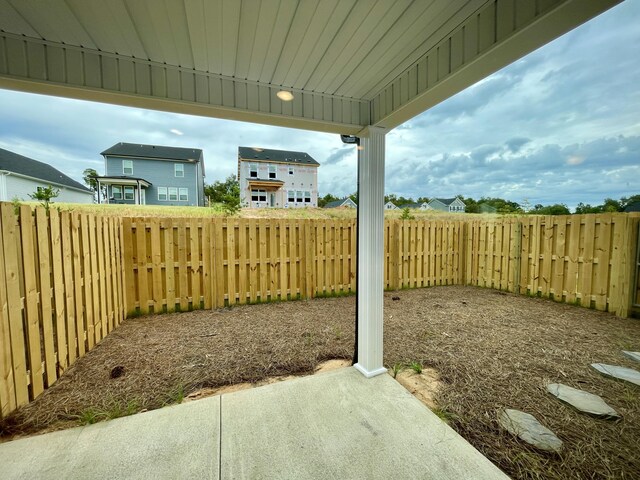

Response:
(341, 135), (360, 365)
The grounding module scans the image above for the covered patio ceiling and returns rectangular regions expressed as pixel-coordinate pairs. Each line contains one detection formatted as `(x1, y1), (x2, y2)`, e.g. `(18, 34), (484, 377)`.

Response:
(0, 0), (620, 134)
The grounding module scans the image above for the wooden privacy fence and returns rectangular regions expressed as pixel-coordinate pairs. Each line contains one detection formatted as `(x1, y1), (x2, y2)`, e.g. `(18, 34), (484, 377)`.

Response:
(465, 214), (639, 317)
(125, 215), (638, 317)
(1, 209), (637, 420)
(0, 204), (126, 418)
(123, 218), (469, 314)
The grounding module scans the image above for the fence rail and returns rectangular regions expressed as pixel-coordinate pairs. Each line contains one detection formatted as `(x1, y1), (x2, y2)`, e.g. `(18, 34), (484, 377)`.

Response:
(0, 205), (637, 420)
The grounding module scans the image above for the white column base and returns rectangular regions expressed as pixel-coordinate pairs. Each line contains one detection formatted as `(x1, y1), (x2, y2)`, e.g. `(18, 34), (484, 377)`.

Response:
(353, 363), (388, 378)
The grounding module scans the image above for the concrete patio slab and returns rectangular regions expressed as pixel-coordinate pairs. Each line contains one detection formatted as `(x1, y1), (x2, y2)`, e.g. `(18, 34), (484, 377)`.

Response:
(0, 367), (508, 479)
(221, 367), (508, 479)
(0, 395), (220, 480)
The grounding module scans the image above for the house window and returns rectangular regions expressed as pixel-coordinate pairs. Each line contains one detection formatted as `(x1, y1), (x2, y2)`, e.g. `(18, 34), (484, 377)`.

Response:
(112, 185), (122, 200)
(296, 190), (303, 202)
(168, 187), (178, 201)
(158, 187), (167, 201)
(174, 163), (184, 177)
(251, 189), (266, 202)
(288, 166), (294, 175)
(123, 160), (133, 175)
(249, 164), (258, 178)
(124, 186), (134, 200)
(304, 191), (311, 203)
(268, 165), (276, 179)
(179, 188), (188, 201)
(288, 190), (295, 203)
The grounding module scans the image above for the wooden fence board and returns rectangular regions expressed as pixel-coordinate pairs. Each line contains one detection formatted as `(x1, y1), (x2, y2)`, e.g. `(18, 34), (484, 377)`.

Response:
(0, 205), (14, 415)
(238, 220), (248, 303)
(35, 208), (56, 386)
(70, 213), (85, 357)
(0, 204), (29, 406)
(18, 206), (44, 396)
(149, 219), (163, 312)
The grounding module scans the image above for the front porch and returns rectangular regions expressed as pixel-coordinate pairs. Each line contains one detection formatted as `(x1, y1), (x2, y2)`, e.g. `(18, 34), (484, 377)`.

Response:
(96, 176), (151, 205)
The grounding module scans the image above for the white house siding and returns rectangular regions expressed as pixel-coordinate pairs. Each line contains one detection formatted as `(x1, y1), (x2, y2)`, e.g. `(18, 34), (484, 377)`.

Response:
(1, 174), (93, 203)
(239, 161), (318, 208)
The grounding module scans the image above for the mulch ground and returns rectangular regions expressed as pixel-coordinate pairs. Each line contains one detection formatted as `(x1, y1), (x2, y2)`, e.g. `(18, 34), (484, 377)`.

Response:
(1, 286), (639, 479)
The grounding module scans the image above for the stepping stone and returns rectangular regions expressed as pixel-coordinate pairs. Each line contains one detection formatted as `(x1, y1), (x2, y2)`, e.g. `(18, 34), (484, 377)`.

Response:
(591, 364), (640, 387)
(622, 351), (640, 363)
(498, 409), (563, 453)
(547, 383), (620, 419)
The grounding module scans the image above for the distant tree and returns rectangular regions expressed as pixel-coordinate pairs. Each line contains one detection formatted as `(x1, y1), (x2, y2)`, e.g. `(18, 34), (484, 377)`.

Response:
(318, 193), (340, 208)
(416, 196), (430, 204)
(530, 203), (571, 215)
(29, 185), (59, 214)
(620, 194), (640, 210)
(205, 175), (240, 214)
(83, 168), (104, 203)
(460, 196), (479, 213)
(574, 202), (602, 214)
(601, 197), (622, 212)
(479, 197), (522, 214)
(400, 208), (414, 220)
(348, 192), (358, 204)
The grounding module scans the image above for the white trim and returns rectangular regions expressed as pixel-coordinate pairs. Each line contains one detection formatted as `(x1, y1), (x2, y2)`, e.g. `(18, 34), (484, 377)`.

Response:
(353, 364), (388, 378)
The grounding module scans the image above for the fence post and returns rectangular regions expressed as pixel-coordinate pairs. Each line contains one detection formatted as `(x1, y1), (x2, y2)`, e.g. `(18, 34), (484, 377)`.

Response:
(513, 221), (522, 294)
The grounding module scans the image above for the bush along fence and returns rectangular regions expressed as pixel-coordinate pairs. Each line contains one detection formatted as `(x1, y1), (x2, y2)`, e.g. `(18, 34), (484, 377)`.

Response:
(0, 204), (126, 419)
(0, 205), (638, 419)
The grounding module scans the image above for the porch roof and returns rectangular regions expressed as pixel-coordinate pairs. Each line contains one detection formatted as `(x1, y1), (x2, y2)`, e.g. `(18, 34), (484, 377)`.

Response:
(96, 176), (152, 188)
(0, 0), (620, 135)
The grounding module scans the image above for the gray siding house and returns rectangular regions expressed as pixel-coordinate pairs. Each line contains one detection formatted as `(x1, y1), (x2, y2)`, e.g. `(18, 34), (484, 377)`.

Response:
(0, 147), (93, 203)
(429, 197), (466, 212)
(97, 143), (205, 206)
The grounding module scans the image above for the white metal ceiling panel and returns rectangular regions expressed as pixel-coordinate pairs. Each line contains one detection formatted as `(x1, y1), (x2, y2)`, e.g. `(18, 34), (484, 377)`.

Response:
(0, 0), (623, 133)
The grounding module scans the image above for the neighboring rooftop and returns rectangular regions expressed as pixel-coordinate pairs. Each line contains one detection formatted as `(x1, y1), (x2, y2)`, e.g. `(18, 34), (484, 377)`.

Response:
(0, 148), (90, 192)
(238, 147), (319, 166)
(101, 143), (203, 162)
(324, 198), (356, 208)
(433, 198), (460, 206)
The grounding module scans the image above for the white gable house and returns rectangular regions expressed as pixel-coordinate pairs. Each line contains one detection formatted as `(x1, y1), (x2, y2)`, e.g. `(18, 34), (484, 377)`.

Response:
(238, 147), (319, 208)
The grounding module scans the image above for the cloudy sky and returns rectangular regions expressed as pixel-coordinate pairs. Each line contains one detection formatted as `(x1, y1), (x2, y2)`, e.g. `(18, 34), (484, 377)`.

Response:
(0, 0), (638, 210)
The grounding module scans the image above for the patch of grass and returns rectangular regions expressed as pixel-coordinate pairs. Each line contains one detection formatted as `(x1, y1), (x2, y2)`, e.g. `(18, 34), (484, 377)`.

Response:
(75, 399), (140, 426)
(333, 326), (343, 340)
(76, 407), (108, 425)
(409, 361), (423, 374)
(391, 362), (403, 379)
(314, 290), (355, 299)
(302, 331), (315, 347)
(431, 407), (460, 424)
(163, 385), (185, 406)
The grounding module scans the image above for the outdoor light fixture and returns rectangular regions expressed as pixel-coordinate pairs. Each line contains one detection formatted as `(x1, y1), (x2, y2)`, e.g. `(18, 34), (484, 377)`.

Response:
(276, 90), (294, 101)
(340, 134), (360, 145)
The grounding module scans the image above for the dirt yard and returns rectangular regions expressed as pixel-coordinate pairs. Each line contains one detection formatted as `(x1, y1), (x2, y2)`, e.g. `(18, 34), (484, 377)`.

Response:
(1, 286), (639, 479)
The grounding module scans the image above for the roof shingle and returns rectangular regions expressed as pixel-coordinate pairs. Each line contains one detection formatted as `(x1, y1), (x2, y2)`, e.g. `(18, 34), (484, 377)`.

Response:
(238, 147), (319, 166)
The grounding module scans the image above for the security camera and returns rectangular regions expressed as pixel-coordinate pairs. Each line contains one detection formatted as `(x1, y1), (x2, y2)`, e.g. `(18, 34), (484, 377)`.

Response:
(340, 135), (360, 145)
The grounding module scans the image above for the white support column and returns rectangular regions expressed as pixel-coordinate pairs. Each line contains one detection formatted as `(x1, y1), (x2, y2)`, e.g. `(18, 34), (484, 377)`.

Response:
(354, 126), (387, 378)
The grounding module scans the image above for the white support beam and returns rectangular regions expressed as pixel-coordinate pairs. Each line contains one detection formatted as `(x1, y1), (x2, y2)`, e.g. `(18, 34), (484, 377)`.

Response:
(354, 126), (387, 378)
